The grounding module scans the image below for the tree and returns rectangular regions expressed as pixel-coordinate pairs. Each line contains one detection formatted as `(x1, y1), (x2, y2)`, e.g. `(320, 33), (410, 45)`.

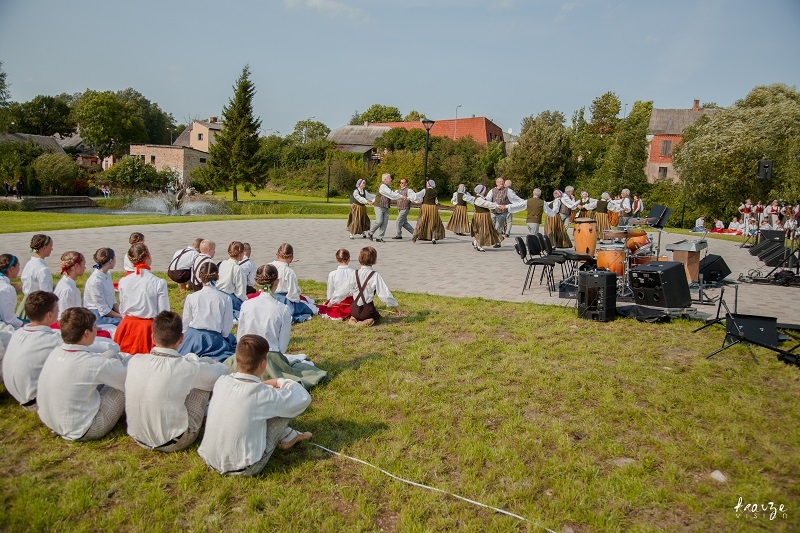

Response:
(32, 152), (80, 194)
(74, 90), (147, 159)
(349, 104), (402, 125)
(403, 110), (426, 122)
(116, 88), (175, 145)
(0, 61), (10, 132)
(202, 66), (266, 201)
(478, 140), (505, 181)
(673, 84), (800, 217)
(497, 111), (572, 197)
(592, 100), (653, 196)
(286, 119), (330, 145)
(6, 95), (76, 136)
(587, 92), (621, 135)
(101, 155), (164, 190)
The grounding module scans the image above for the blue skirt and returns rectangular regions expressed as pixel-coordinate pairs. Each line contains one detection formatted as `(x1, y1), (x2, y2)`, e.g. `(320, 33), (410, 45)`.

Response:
(91, 309), (122, 326)
(179, 327), (237, 362)
(273, 292), (314, 323)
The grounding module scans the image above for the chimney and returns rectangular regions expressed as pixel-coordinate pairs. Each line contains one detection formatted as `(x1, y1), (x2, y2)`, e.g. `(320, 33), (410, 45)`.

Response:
(692, 100), (699, 111)
(209, 116), (217, 123)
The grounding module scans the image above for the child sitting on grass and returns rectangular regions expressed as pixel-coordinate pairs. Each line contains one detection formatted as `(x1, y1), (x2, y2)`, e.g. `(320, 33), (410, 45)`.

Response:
(348, 246), (400, 327)
(318, 248), (355, 320)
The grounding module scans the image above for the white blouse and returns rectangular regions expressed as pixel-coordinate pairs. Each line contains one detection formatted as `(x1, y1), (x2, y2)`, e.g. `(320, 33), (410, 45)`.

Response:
(21, 257), (53, 294)
(237, 291), (292, 354)
(83, 268), (117, 316)
(326, 265), (355, 304)
(270, 260), (301, 303)
(0, 275), (23, 329)
(118, 269), (169, 319)
(217, 258), (247, 302)
(182, 285), (233, 335)
(54, 276), (82, 319)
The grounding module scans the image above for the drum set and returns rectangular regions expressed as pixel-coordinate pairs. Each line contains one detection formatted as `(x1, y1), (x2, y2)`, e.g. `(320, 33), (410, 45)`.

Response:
(573, 217), (665, 296)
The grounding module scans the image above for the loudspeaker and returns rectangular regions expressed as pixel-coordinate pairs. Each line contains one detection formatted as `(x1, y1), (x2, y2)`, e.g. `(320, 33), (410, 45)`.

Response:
(629, 261), (691, 308)
(699, 254), (731, 282)
(757, 159), (773, 180)
(750, 239), (782, 257)
(761, 247), (799, 268)
(726, 313), (778, 347)
(759, 229), (785, 243)
(578, 271), (616, 322)
(758, 244), (787, 263)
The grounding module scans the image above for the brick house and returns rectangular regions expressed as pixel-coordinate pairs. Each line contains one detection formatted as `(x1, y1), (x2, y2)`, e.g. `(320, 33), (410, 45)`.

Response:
(128, 117), (222, 182)
(370, 116), (506, 147)
(646, 100), (717, 182)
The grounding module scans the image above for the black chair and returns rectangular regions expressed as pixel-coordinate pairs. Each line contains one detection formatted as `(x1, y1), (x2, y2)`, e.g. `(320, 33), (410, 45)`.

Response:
(514, 237), (535, 295)
(537, 234), (568, 281)
(525, 234), (560, 295)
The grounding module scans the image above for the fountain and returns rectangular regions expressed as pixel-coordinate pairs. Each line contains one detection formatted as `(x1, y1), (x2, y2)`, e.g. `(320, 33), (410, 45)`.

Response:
(125, 187), (228, 216)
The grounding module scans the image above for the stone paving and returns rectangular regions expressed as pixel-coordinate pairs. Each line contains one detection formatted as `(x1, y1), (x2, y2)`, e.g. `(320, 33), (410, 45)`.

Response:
(3, 218), (798, 325)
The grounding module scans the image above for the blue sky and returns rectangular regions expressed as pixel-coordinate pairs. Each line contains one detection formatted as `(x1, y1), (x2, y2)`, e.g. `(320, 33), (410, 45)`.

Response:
(1, 0), (798, 136)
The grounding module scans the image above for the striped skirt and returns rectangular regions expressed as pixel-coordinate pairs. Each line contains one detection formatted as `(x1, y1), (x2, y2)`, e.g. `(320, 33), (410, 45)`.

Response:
(595, 212), (611, 239)
(446, 205), (471, 234)
(413, 204), (446, 241)
(545, 214), (572, 248)
(347, 203), (370, 235)
(470, 211), (503, 247)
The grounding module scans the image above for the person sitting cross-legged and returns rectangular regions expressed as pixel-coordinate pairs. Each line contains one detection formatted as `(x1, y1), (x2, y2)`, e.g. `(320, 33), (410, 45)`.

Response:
(126, 311), (228, 452)
(198, 334), (312, 476)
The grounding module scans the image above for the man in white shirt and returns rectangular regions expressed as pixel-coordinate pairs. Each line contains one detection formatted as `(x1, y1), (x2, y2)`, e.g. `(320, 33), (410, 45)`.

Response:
(618, 188), (633, 227)
(367, 173), (402, 243)
(37, 308), (129, 441)
(2, 291), (61, 411)
(198, 334), (312, 476)
(168, 238), (202, 291)
(126, 311), (228, 452)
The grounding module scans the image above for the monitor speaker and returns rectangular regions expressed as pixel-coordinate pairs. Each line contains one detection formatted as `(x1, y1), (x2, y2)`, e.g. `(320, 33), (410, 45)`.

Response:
(629, 261), (691, 308)
(699, 254), (731, 283)
(750, 239), (782, 257)
(578, 271), (616, 322)
(757, 159), (773, 180)
(726, 313), (778, 347)
(759, 229), (785, 242)
(761, 246), (799, 268)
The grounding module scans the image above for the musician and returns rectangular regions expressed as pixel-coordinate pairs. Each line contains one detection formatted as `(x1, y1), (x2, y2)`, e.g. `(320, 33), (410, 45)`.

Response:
(577, 191), (596, 219)
(618, 189), (633, 227)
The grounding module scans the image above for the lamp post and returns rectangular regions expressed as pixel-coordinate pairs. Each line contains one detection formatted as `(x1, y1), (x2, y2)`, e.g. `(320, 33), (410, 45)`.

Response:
(326, 152), (332, 203)
(422, 119), (435, 191)
(454, 104), (461, 140)
(303, 116), (315, 144)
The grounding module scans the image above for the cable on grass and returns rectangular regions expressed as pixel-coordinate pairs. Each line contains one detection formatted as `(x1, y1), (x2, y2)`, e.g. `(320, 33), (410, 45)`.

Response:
(310, 442), (557, 532)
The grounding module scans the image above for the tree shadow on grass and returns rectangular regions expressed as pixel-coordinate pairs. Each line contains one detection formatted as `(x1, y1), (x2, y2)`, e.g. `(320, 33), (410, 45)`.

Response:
(383, 309), (430, 325)
(322, 352), (382, 378)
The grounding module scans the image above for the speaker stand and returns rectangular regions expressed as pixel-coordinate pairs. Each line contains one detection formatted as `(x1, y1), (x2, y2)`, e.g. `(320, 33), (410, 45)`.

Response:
(704, 311), (759, 363)
(693, 287), (727, 332)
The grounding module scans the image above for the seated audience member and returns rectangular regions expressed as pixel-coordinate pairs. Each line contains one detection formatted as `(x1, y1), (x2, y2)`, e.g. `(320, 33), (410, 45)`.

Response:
(123, 232), (145, 274)
(126, 311), (228, 452)
(2, 291), (60, 411)
(0, 254), (23, 330)
(198, 334), (312, 476)
(270, 243), (318, 323)
(728, 216), (742, 232)
(216, 241), (248, 319)
(190, 240), (215, 292)
(240, 243), (256, 294)
(115, 243), (169, 355)
(54, 251), (86, 320)
(168, 238), (202, 292)
(37, 308), (129, 441)
(348, 246), (400, 327)
(713, 218), (725, 230)
(759, 218), (773, 231)
(237, 265), (291, 354)
(84, 248), (122, 326)
(179, 262), (236, 361)
(318, 248), (355, 320)
(692, 215), (706, 232)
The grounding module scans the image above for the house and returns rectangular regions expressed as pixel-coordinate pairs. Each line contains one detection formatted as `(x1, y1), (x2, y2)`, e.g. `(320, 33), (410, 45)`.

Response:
(0, 132), (66, 154)
(128, 117), (223, 182)
(370, 116), (506, 147)
(327, 125), (391, 165)
(646, 100), (718, 182)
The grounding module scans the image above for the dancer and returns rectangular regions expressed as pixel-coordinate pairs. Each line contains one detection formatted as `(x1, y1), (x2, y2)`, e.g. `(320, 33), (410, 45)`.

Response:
(411, 180), (446, 244)
(54, 251), (86, 320)
(317, 248), (355, 320)
(180, 262), (237, 362)
(237, 264), (292, 354)
(617, 189), (633, 227)
(115, 243), (170, 355)
(349, 246), (399, 326)
(18, 234), (54, 320)
(367, 173), (402, 243)
(560, 186), (580, 228)
(506, 188), (545, 235)
(466, 184), (506, 251)
(123, 232), (145, 273)
(545, 190), (572, 248)
(270, 244), (318, 323)
(217, 241), (248, 319)
(393, 178), (416, 239)
(84, 248), (122, 325)
(190, 240), (215, 291)
(577, 191), (596, 219)
(486, 178), (511, 237)
(447, 184), (471, 235)
(0, 254), (23, 329)
(240, 243), (256, 294)
(503, 180), (523, 236)
(167, 238), (202, 291)
(594, 192), (613, 237)
(348, 179), (373, 239)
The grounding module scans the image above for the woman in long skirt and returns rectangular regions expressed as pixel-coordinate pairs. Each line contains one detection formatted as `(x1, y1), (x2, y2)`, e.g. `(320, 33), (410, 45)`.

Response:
(347, 179), (373, 239)
(411, 180), (446, 244)
(544, 190), (572, 248)
(594, 192), (613, 237)
(465, 185), (504, 251)
(446, 184), (471, 235)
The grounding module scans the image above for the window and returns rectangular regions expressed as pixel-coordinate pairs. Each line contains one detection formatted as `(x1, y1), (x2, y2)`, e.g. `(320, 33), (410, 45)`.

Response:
(150, 155), (156, 164)
(199, 158), (207, 163)
(658, 167), (668, 180)
(139, 155), (145, 162)
(197, 133), (204, 141)
(660, 139), (672, 157)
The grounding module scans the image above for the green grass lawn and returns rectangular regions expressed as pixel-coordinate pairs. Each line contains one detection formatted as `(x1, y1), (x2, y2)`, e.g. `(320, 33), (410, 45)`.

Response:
(0, 274), (797, 531)
(211, 189), (350, 203)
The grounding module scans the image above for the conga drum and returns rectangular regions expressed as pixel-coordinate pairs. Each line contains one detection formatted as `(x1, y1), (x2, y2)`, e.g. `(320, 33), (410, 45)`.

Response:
(596, 244), (626, 276)
(626, 234), (650, 253)
(573, 218), (598, 256)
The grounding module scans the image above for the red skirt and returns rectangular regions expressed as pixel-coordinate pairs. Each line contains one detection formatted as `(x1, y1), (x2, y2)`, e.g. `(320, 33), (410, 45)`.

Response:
(114, 315), (154, 355)
(318, 296), (353, 320)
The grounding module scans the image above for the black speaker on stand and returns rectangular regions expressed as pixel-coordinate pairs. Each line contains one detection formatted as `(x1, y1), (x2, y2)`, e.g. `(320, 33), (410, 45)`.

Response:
(699, 254), (731, 283)
(629, 261), (692, 309)
(578, 271), (616, 322)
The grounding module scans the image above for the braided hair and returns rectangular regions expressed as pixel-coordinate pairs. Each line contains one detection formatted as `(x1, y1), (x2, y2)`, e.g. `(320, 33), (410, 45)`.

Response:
(198, 261), (219, 284)
(254, 264), (279, 292)
(127, 242), (150, 265)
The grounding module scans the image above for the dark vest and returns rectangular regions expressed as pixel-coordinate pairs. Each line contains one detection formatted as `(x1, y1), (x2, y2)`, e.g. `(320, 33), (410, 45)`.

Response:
(422, 188), (437, 205)
(456, 192), (466, 206)
(526, 197), (544, 224)
(491, 187), (508, 205)
(474, 202), (490, 214)
(559, 198), (572, 216)
(375, 186), (391, 209)
(397, 187), (410, 211)
(595, 200), (609, 214)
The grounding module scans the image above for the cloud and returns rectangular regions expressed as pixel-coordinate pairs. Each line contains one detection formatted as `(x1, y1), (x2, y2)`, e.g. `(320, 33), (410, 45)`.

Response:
(284, 0), (365, 19)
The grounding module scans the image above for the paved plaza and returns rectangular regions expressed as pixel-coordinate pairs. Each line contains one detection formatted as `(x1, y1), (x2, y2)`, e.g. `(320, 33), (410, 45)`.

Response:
(3, 218), (798, 325)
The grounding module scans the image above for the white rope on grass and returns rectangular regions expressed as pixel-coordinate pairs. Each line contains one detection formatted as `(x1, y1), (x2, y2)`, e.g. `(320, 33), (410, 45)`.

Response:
(310, 442), (557, 532)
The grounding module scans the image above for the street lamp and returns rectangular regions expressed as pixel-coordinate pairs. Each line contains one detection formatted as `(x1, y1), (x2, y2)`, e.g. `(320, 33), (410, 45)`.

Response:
(422, 119), (435, 190)
(454, 104), (462, 140)
(303, 116), (315, 144)
(326, 152), (333, 203)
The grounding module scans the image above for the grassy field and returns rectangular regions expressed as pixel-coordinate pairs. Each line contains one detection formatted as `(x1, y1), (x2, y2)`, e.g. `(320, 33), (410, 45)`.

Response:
(0, 273), (797, 531)
(211, 189), (350, 203)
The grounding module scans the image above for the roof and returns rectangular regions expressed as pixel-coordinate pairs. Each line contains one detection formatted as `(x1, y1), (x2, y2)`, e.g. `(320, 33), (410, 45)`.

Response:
(370, 116), (505, 144)
(172, 126), (192, 147)
(0, 133), (66, 154)
(194, 120), (224, 131)
(327, 125), (391, 146)
(648, 108), (718, 135)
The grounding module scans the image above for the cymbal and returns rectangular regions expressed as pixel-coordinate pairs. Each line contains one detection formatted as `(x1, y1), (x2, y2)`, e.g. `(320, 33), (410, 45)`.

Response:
(628, 217), (659, 225)
(603, 228), (646, 239)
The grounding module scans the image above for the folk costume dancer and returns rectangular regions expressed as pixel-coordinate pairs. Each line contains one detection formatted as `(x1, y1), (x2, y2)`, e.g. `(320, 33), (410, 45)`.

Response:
(754, 200), (765, 226)
(545, 190), (572, 248)
(508, 188), (545, 235)
(0, 254), (23, 330)
(503, 180), (523, 236)
(18, 234), (54, 321)
(631, 194), (644, 219)
(54, 251), (86, 320)
(348, 246), (399, 326)
(123, 232), (145, 274)
(115, 243), (170, 355)
(179, 262), (237, 362)
(411, 180), (446, 244)
(367, 173), (402, 243)
(347, 179), (373, 239)
(577, 191), (596, 219)
(594, 192), (613, 237)
(239, 243), (256, 294)
(393, 178), (416, 239)
(464, 185), (506, 251)
(560, 186), (580, 229)
(486, 178), (512, 238)
(447, 184), (471, 235)
(217, 241), (248, 320)
(269, 243), (318, 323)
(318, 248), (355, 320)
(237, 265), (292, 354)
(168, 239), (201, 292)
(84, 248), (122, 326)
(190, 240), (215, 292)
(618, 189), (633, 227)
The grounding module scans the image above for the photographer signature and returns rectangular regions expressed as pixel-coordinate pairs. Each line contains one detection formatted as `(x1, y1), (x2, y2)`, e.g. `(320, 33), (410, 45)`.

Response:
(735, 497), (787, 520)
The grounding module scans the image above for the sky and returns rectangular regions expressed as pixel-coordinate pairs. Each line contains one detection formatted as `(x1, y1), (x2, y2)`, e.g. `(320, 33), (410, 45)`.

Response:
(1, 0), (799, 136)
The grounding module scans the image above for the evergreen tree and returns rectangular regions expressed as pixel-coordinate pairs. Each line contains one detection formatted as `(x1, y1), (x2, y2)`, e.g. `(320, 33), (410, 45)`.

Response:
(204, 66), (265, 201)
(592, 100), (652, 196)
